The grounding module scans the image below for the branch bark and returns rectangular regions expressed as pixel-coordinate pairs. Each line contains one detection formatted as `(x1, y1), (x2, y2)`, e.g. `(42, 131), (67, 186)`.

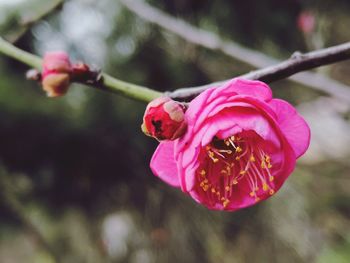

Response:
(119, 0), (350, 102)
(170, 43), (350, 101)
(0, 36), (162, 102)
(1, 37), (350, 102)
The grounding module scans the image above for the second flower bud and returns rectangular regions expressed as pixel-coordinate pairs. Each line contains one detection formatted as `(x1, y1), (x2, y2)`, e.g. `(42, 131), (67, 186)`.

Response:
(142, 97), (187, 141)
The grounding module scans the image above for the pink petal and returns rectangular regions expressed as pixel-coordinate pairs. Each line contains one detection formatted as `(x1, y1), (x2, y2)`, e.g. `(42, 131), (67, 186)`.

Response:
(269, 99), (311, 158)
(208, 78), (273, 102)
(189, 79), (273, 133)
(150, 141), (180, 187)
(201, 107), (281, 148)
(185, 86), (217, 125)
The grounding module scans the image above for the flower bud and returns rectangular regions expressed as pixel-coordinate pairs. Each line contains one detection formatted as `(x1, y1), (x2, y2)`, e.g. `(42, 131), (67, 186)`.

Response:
(42, 51), (72, 97)
(142, 97), (187, 140)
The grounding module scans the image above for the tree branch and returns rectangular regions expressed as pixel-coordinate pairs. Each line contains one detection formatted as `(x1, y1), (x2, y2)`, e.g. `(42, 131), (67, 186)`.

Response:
(119, 0), (350, 102)
(0, 36), (42, 68)
(1, 36), (350, 102)
(170, 43), (350, 101)
(0, 36), (162, 102)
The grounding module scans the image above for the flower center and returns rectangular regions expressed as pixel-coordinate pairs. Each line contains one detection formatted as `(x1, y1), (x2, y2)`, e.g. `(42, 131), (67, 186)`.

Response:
(196, 131), (275, 209)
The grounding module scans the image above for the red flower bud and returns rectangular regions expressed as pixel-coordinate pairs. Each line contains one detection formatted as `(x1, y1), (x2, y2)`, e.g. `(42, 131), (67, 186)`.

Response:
(41, 51), (72, 97)
(142, 97), (187, 141)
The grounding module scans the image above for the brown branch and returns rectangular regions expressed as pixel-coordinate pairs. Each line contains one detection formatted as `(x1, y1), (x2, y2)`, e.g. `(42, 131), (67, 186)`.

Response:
(119, 0), (350, 102)
(244, 44), (350, 82)
(170, 43), (350, 101)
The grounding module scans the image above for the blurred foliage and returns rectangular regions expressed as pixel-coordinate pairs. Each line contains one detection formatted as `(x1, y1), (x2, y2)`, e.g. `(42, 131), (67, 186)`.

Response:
(0, 0), (350, 262)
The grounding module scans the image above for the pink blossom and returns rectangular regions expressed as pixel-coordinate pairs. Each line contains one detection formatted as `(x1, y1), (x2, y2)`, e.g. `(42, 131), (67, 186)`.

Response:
(42, 51), (72, 97)
(150, 78), (310, 211)
(297, 11), (315, 34)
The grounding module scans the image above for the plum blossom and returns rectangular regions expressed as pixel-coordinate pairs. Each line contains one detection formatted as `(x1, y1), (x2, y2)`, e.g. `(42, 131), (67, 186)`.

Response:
(150, 78), (310, 211)
(297, 11), (315, 34)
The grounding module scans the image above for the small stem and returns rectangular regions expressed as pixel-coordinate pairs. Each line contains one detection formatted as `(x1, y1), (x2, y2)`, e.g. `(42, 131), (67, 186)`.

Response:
(0, 36), (42, 69)
(0, 37), (162, 103)
(101, 74), (162, 102)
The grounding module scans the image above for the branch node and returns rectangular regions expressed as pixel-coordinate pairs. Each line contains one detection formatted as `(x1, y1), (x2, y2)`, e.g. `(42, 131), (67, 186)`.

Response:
(291, 51), (305, 60)
(26, 69), (41, 81)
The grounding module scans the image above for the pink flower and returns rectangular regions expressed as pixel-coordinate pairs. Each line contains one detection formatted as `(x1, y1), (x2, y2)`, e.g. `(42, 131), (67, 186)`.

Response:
(142, 97), (187, 141)
(150, 78), (310, 211)
(42, 51), (72, 97)
(297, 11), (315, 34)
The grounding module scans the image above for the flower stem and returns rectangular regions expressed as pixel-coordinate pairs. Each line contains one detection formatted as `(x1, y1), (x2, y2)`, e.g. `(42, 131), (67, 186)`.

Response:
(0, 37), (162, 103)
(0, 36), (42, 69)
(101, 74), (163, 102)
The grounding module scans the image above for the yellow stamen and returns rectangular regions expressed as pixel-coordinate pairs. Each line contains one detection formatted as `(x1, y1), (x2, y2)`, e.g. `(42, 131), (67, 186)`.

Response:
(208, 151), (219, 163)
(223, 199), (230, 208)
(263, 183), (269, 191)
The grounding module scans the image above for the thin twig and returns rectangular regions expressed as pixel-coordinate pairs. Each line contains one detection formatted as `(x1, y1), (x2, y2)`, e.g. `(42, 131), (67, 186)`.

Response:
(1, 36), (350, 102)
(0, 36), (162, 102)
(170, 43), (350, 101)
(119, 0), (350, 102)
(0, 36), (42, 68)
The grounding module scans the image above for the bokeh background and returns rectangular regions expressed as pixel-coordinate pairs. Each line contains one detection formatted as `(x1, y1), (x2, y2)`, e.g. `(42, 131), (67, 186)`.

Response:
(0, 0), (350, 262)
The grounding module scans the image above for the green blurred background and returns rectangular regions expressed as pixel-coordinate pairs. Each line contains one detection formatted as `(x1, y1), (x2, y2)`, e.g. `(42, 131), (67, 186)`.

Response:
(0, 0), (350, 262)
